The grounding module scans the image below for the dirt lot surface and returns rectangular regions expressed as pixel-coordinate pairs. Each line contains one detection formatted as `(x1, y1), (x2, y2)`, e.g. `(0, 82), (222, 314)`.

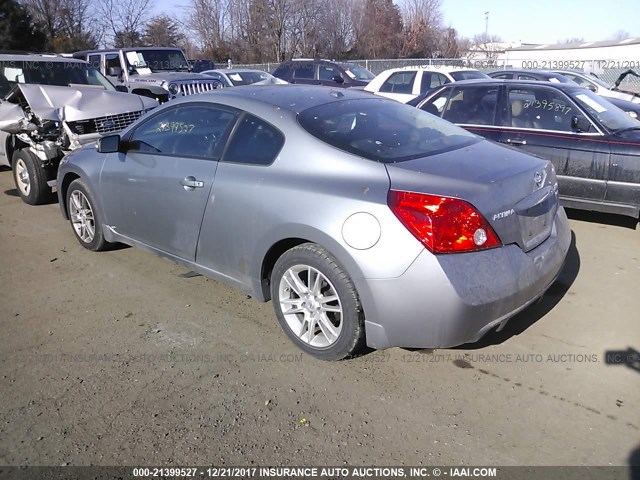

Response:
(0, 168), (638, 467)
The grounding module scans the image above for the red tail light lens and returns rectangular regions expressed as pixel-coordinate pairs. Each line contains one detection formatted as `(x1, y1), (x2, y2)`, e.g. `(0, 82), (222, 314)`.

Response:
(388, 190), (501, 254)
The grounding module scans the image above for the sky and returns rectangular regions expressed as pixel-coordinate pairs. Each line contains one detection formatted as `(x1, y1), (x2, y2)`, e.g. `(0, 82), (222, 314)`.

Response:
(152, 0), (639, 46)
(440, 0), (639, 44)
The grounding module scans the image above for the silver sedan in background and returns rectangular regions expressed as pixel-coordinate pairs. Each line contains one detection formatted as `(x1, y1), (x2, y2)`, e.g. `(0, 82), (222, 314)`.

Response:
(200, 69), (287, 88)
(57, 86), (571, 360)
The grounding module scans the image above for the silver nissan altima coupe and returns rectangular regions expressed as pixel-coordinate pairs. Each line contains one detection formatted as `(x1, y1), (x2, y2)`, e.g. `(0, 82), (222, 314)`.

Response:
(57, 85), (571, 360)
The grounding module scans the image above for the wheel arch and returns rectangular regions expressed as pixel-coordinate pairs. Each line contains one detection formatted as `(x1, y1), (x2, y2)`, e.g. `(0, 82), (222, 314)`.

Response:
(59, 172), (81, 219)
(257, 227), (366, 303)
(6, 136), (29, 166)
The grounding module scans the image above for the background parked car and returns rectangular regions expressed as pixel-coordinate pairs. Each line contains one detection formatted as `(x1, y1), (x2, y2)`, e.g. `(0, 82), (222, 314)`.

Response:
(410, 79), (640, 218)
(489, 69), (575, 83)
(552, 69), (640, 104)
(201, 69), (287, 88)
(272, 59), (374, 88)
(489, 69), (640, 118)
(74, 47), (220, 103)
(188, 59), (215, 73)
(56, 85), (570, 360)
(0, 53), (157, 205)
(364, 66), (489, 103)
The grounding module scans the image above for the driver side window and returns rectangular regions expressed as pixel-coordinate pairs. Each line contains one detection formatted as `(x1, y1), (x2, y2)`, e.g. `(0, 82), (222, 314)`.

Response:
(129, 105), (238, 159)
(504, 86), (590, 132)
(319, 65), (342, 81)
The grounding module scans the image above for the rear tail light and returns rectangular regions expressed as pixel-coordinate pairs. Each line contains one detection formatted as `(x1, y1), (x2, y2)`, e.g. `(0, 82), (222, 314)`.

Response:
(388, 190), (501, 254)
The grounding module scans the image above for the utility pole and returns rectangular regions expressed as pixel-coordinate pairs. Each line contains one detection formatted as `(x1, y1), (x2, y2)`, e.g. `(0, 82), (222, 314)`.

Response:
(485, 11), (489, 36)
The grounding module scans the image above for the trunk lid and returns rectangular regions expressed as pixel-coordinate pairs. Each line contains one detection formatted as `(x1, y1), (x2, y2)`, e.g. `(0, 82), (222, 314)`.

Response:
(385, 139), (558, 252)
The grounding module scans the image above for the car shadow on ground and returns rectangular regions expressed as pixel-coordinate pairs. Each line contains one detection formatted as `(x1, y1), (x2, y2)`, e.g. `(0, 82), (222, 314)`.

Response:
(3, 188), (19, 198)
(565, 208), (638, 229)
(630, 444), (640, 478)
(455, 229), (581, 350)
(3, 188), (59, 205)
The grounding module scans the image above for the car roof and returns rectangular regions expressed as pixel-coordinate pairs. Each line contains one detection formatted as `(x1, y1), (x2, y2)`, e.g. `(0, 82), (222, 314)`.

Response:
(206, 69), (269, 74)
(75, 47), (184, 55)
(435, 78), (580, 89)
(382, 65), (481, 74)
(179, 84), (379, 113)
(490, 69), (565, 77)
(0, 53), (88, 64)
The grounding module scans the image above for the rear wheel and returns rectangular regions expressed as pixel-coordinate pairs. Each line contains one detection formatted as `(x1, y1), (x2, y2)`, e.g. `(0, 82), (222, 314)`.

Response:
(270, 243), (365, 360)
(12, 148), (53, 205)
(66, 179), (108, 251)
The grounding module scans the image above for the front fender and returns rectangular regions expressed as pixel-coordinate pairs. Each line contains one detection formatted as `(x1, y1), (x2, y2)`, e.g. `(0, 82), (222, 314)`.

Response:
(56, 149), (107, 220)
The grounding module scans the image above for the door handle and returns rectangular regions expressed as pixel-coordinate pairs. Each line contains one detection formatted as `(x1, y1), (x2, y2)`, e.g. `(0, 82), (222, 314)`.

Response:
(180, 176), (204, 191)
(506, 138), (527, 146)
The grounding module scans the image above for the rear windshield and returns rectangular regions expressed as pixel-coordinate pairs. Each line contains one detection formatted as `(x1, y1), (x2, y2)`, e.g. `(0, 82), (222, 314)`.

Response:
(298, 98), (479, 163)
(450, 70), (488, 81)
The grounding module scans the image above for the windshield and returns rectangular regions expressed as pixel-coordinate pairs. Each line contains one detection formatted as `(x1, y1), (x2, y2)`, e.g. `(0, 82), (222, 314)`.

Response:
(342, 64), (375, 81)
(125, 49), (190, 72)
(450, 70), (489, 81)
(226, 71), (279, 86)
(0, 60), (115, 97)
(298, 98), (479, 163)
(571, 89), (640, 131)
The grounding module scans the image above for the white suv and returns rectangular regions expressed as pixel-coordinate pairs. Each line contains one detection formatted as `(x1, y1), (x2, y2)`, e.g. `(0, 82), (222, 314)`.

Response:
(364, 66), (489, 103)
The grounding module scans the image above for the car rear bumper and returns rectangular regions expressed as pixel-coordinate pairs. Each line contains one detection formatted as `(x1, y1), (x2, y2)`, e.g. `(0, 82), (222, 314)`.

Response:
(359, 207), (571, 350)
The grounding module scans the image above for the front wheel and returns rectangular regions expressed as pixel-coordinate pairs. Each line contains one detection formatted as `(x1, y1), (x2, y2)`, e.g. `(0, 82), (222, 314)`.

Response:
(270, 243), (365, 360)
(66, 179), (109, 251)
(12, 148), (53, 205)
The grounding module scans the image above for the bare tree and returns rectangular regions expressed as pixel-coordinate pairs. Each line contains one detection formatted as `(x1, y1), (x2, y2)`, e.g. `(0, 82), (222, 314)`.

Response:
(97, 0), (152, 47)
(609, 30), (630, 41)
(556, 37), (585, 45)
(315, 0), (357, 58)
(469, 33), (503, 60)
(188, 0), (230, 59)
(399, 0), (443, 57)
(354, 0), (403, 58)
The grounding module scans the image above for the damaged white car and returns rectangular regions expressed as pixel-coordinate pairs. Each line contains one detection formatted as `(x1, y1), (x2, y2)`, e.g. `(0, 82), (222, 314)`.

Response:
(0, 54), (157, 204)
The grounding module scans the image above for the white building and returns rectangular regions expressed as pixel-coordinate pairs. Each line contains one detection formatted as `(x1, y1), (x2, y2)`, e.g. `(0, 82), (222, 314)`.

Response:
(498, 38), (640, 72)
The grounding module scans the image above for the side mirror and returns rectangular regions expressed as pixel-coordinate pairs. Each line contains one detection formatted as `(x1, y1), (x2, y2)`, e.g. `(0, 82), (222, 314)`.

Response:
(115, 85), (128, 93)
(108, 66), (123, 77)
(332, 75), (344, 84)
(571, 115), (591, 133)
(586, 83), (597, 92)
(97, 134), (121, 153)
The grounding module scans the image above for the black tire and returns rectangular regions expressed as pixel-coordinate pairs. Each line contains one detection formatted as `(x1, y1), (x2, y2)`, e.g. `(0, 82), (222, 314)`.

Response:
(270, 243), (365, 361)
(11, 148), (53, 205)
(66, 179), (109, 252)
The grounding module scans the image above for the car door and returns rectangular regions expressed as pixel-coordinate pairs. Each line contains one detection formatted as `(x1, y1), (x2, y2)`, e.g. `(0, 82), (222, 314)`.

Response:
(289, 63), (317, 85)
(377, 71), (418, 103)
(419, 84), (503, 142)
(100, 103), (239, 261)
(605, 140), (640, 210)
(418, 71), (450, 97)
(196, 113), (285, 283)
(497, 84), (610, 203)
(317, 63), (346, 87)
(104, 52), (123, 85)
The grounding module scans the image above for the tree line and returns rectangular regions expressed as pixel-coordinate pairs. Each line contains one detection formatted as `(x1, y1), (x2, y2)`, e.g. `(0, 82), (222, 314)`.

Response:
(2, 0), (483, 62)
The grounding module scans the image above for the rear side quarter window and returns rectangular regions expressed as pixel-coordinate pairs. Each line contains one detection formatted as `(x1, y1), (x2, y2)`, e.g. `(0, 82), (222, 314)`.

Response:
(380, 71), (417, 94)
(223, 114), (284, 166)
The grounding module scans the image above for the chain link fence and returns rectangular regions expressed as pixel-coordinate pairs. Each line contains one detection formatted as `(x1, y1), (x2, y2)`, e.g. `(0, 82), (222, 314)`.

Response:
(231, 57), (640, 94)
